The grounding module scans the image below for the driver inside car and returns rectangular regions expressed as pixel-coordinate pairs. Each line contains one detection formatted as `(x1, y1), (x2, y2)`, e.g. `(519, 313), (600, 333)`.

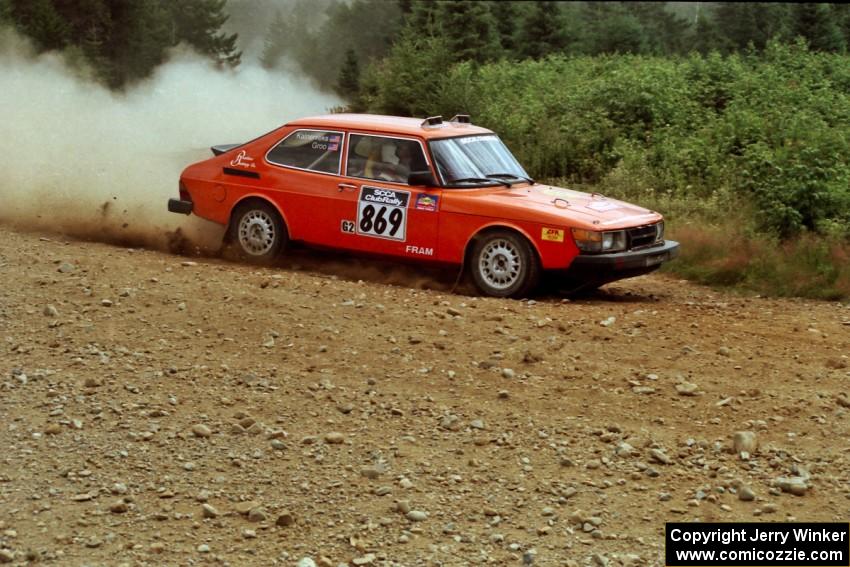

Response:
(365, 142), (410, 183)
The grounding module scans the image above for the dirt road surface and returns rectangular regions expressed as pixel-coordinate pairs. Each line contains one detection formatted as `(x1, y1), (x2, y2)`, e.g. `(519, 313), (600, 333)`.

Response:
(1, 224), (848, 566)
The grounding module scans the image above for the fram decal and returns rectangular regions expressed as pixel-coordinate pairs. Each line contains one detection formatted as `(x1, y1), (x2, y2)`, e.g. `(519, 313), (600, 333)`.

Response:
(414, 193), (439, 212)
(230, 150), (256, 168)
(541, 227), (564, 242)
(405, 245), (433, 256)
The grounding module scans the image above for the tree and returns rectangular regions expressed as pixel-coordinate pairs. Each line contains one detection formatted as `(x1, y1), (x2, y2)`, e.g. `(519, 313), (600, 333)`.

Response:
(714, 2), (792, 52)
(434, 1), (500, 64)
(691, 4), (723, 54)
(489, 0), (519, 56)
(579, 3), (647, 55)
(5, 0), (243, 88)
(101, 0), (172, 88)
(260, 10), (289, 69)
(516, 1), (565, 60)
(403, 0), (439, 34)
(336, 48), (363, 111)
(792, 3), (845, 53)
(627, 2), (691, 55)
(166, 0), (241, 67)
(8, 0), (71, 51)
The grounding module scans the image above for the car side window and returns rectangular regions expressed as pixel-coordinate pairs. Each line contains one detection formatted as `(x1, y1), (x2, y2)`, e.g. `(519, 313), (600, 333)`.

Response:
(267, 129), (343, 174)
(347, 135), (428, 184)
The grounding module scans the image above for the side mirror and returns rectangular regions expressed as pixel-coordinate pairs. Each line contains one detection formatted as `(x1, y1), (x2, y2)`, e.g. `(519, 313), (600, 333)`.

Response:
(408, 170), (437, 187)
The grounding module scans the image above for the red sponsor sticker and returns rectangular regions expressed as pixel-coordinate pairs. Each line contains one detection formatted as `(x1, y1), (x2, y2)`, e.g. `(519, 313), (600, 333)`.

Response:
(415, 194), (439, 212)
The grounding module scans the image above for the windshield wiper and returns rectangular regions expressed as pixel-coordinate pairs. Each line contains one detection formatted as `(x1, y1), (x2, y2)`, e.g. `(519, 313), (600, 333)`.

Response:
(450, 176), (507, 186)
(485, 173), (535, 185)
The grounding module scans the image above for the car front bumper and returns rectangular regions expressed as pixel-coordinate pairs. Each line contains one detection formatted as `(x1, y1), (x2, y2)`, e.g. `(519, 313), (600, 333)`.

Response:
(563, 240), (680, 285)
(168, 198), (193, 215)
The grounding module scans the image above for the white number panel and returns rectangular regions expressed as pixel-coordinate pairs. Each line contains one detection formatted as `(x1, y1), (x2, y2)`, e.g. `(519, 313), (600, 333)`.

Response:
(356, 186), (410, 241)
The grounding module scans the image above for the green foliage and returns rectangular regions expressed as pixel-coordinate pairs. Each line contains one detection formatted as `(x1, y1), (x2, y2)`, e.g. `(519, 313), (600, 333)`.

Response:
(515, 1), (565, 60)
(369, 41), (850, 241)
(5, 0), (240, 87)
(792, 3), (846, 53)
(365, 30), (454, 117)
(714, 3), (793, 52)
(435, 1), (500, 64)
(336, 48), (364, 111)
(8, 0), (71, 51)
(166, 0), (241, 67)
(261, 0), (401, 90)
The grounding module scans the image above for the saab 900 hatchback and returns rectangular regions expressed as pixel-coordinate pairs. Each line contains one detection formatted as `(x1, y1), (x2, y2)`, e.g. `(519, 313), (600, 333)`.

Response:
(168, 114), (679, 297)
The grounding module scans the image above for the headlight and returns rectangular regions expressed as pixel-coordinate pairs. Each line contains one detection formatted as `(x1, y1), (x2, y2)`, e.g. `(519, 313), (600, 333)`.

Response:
(571, 228), (627, 253)
(655, 221), (665, 243)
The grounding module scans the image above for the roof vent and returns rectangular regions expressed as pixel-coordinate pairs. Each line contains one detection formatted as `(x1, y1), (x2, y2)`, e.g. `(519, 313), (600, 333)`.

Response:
(450, 114), (471, 124)
(421, 115), (443, 128)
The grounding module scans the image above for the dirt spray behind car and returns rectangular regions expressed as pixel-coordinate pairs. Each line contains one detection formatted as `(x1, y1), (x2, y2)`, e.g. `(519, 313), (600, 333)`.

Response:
(0, 28), (339, 253)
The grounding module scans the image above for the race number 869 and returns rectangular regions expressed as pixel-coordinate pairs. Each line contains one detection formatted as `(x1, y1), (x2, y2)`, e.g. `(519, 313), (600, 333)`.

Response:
(356, 187), (409, 241)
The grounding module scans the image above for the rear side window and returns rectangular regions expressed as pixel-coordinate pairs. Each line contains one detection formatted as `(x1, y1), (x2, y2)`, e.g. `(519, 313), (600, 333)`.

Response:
(266, 129), (343, 174)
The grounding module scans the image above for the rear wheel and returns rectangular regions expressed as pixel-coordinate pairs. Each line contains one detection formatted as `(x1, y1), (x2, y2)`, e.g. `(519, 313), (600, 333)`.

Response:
(470, 230), (540, 298)
(226, 201), (287, 264)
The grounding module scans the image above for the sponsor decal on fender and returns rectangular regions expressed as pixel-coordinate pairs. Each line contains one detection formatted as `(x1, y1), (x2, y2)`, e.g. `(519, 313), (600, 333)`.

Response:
(541, 227), (564, 242)
(414, 193), (439, 212)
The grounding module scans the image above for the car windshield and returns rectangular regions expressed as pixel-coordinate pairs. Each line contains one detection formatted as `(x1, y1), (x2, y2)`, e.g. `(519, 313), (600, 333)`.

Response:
(431, 135), (530, 186)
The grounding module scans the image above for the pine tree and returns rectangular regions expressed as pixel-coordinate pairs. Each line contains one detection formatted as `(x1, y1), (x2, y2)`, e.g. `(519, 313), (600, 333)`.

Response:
(792, 3), (845, 53)
(692, 6), (723, 54)
(627, 2), (691, 55)
(489, 0), (518, 56)
(404, 0), (439, 34)
(516, 1), (565, 59)
(714, 2), (792, 52)
(8, 0), (71, 51)
(434, 0), (500, 64)
(0, 0), (11, 23)
(579, 2), (647, 55)
(336, 48), (363, 110)
(166, 0), (240, 67)
(260, 10), (289, 69)
(101, 0), (172, 88)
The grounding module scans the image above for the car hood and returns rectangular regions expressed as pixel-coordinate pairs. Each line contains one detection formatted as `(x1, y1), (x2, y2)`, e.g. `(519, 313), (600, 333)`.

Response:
(441, 183), (662, 229)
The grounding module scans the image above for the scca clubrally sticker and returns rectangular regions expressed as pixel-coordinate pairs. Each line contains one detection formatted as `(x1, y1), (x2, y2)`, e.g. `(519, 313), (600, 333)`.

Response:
(357, 186), (410, 241)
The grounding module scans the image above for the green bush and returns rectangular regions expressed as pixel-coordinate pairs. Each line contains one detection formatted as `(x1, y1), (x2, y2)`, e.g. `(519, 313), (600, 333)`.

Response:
(368, 41), (850, 240)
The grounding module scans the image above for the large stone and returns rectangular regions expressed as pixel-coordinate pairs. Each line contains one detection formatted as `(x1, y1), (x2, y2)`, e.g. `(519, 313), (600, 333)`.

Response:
(776, 477), (808, 496)
(192, 424), (212, 438)
(732, 431), (758, 455)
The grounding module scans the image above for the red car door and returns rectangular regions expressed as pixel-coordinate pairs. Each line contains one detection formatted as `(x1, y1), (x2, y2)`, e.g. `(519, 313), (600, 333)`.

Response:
(332, 133), (441, 261)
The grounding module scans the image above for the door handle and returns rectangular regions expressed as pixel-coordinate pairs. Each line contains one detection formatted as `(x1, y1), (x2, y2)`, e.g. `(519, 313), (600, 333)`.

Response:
(338, 183), (357, 192)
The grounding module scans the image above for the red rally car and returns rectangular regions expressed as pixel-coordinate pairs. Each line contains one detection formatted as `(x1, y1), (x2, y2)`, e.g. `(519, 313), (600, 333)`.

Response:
(168, 114), (679, 298)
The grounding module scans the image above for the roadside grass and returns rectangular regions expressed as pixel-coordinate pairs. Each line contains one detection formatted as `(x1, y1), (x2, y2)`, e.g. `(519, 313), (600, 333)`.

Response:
(665, 224), (850, 301)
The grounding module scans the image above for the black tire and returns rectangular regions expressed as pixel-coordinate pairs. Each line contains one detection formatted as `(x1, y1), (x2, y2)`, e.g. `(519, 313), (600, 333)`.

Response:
(470, 230), (540, 298)
(226, 201), (287, 264)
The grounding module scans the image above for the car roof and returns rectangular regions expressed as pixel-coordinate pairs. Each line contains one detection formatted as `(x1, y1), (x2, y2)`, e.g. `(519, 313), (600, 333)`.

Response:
(285, 113), (494, 140)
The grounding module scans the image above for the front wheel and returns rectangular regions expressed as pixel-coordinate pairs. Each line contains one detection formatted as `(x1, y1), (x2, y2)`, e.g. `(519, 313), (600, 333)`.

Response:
(226, 201), (287, 264)
(470, 230), (540, 298)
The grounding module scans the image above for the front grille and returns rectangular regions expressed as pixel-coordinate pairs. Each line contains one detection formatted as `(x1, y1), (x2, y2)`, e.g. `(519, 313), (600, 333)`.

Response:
(627, 224), (658, 250)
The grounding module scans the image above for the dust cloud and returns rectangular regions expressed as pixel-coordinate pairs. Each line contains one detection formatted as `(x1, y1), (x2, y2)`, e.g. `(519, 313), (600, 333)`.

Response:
(0, 28), (339, 252)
